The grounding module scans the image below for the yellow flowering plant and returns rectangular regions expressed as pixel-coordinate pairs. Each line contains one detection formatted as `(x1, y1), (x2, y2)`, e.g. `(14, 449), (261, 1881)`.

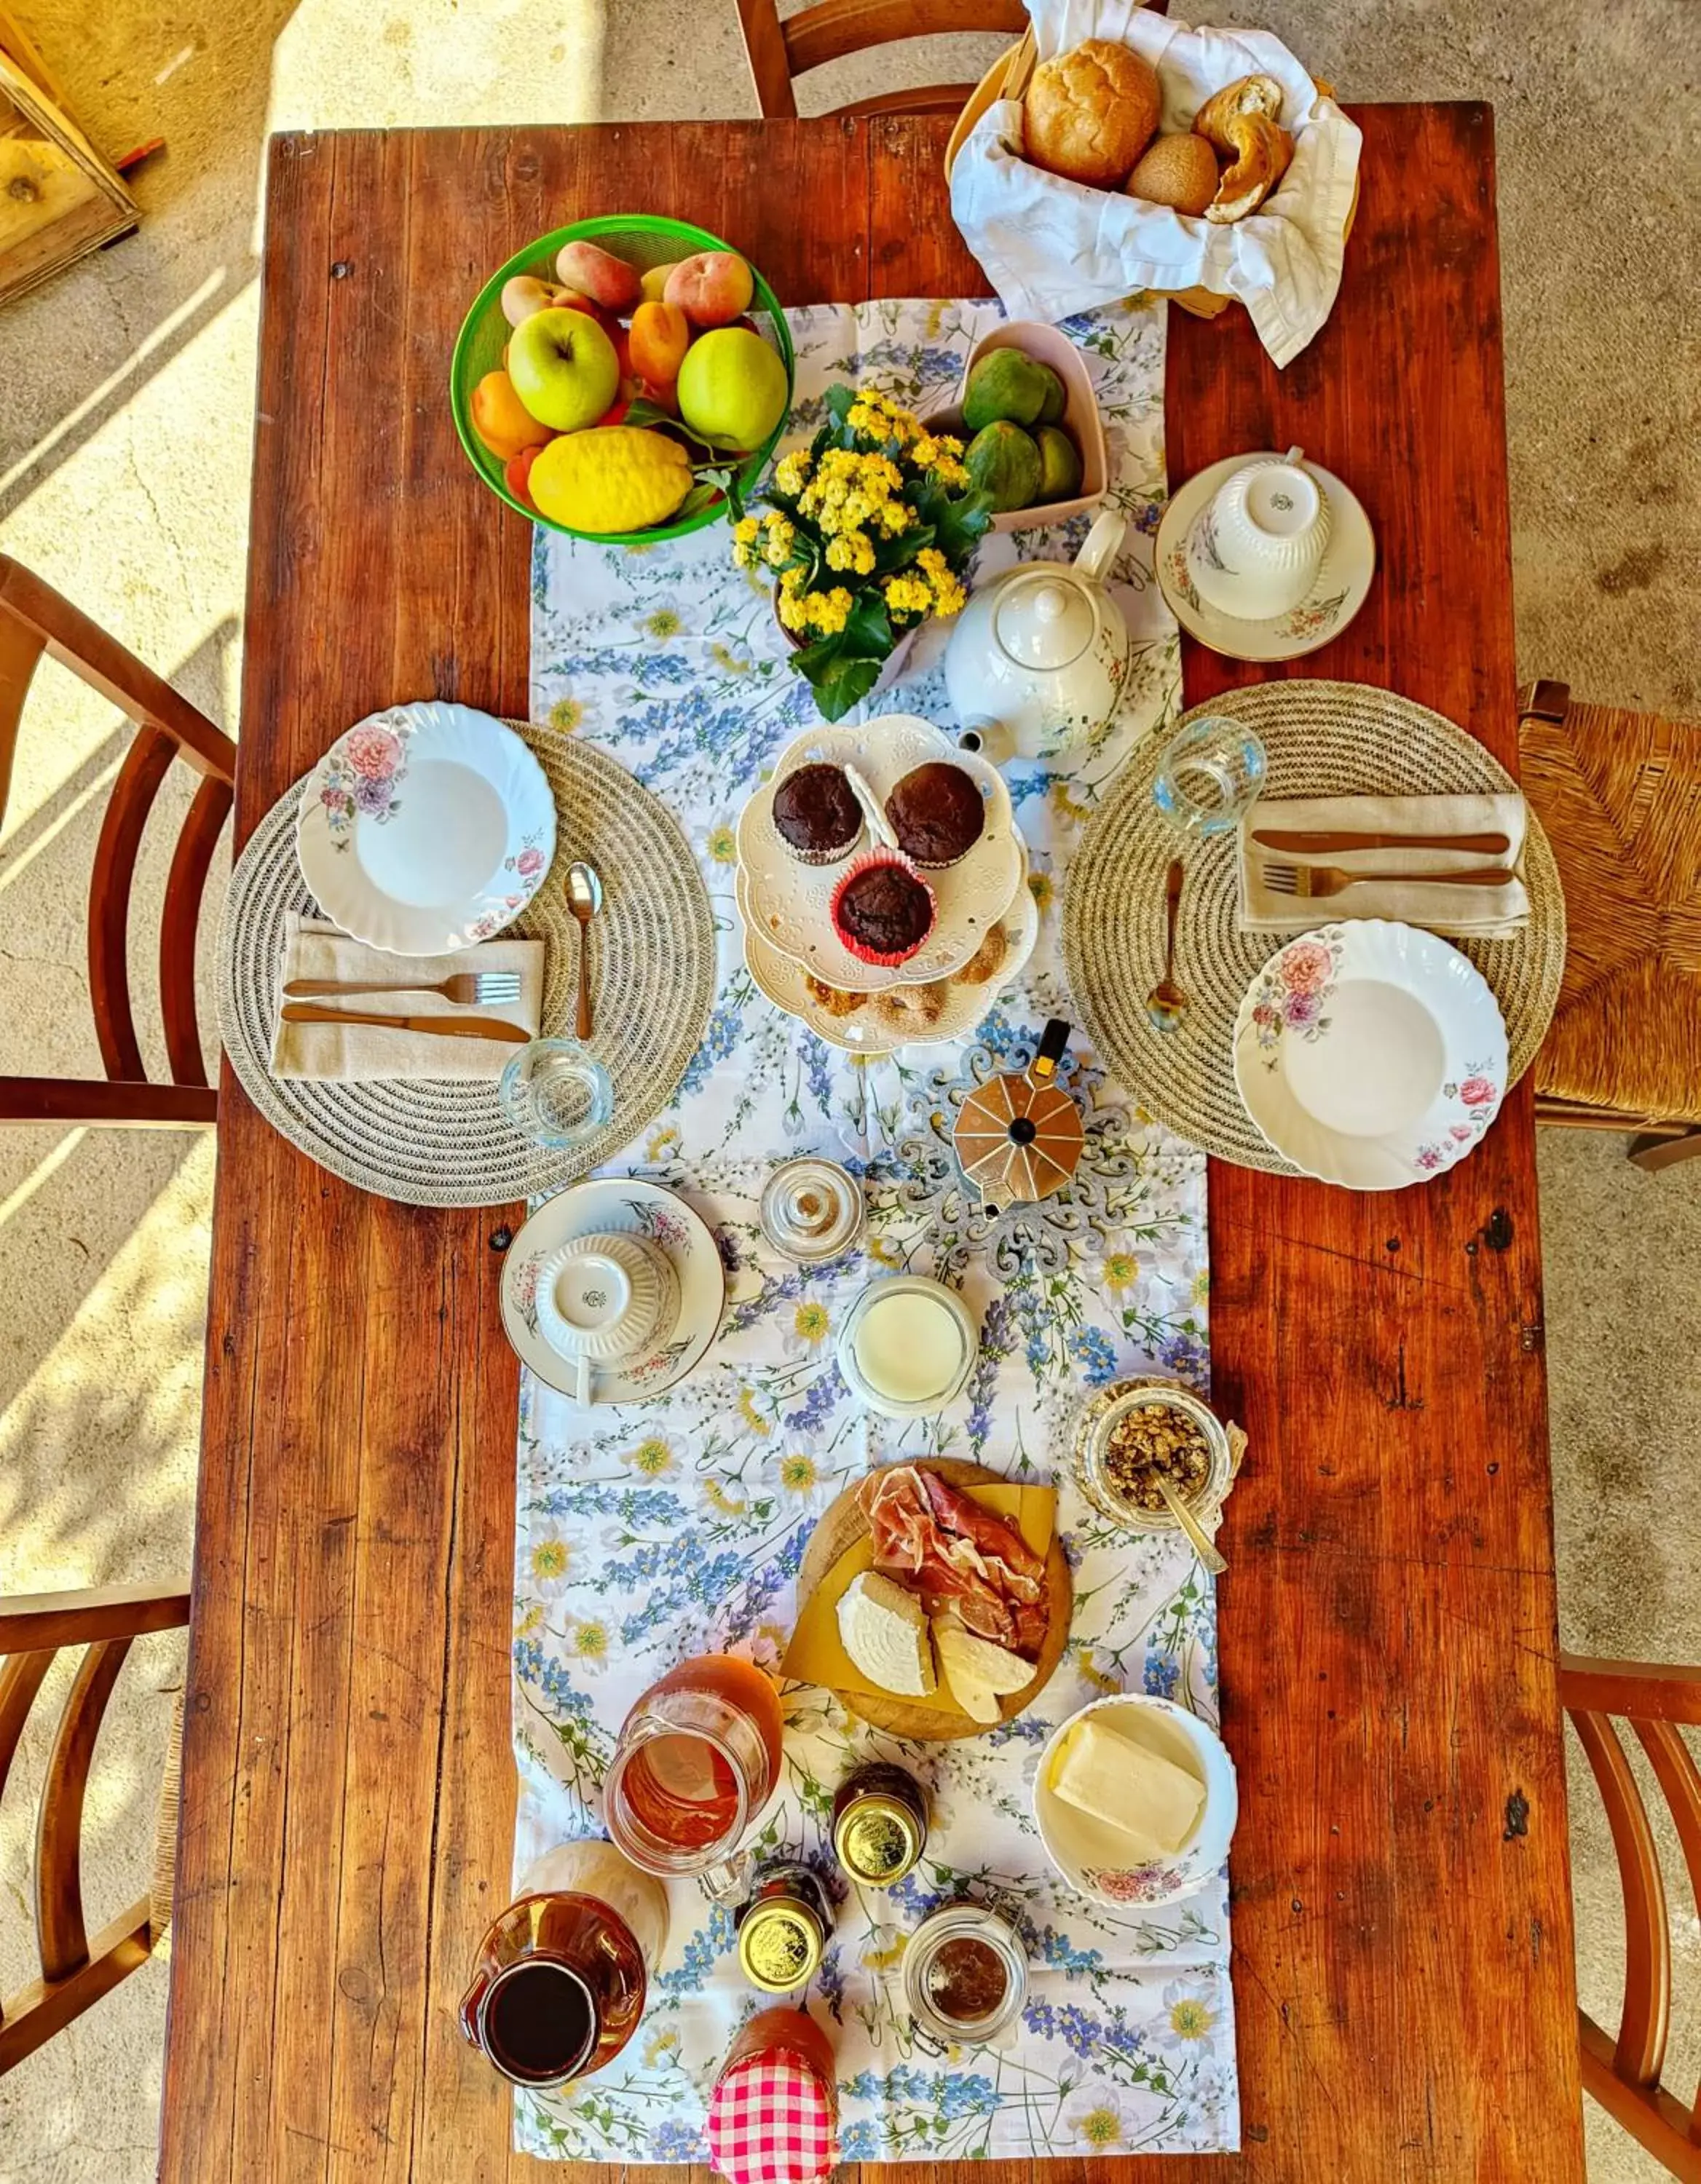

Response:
(732, 384), (992, 721)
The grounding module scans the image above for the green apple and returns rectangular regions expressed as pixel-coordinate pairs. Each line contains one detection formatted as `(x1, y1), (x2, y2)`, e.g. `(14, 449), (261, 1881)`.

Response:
(676, 327), (789, 451)
(508, 309), (619, 432)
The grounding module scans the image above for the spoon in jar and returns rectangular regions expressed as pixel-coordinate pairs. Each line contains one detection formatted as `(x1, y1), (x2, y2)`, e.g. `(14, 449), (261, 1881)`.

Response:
(1154, 1471), (1227, 1575)
(566, 860), (604, 1040)
(1145, 858), (1189, 1033)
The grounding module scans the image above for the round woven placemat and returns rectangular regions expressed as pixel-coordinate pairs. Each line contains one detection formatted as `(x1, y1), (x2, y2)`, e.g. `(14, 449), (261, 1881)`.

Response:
(1062, 681), (1568, 1174)
(217, 726), (715, 1207)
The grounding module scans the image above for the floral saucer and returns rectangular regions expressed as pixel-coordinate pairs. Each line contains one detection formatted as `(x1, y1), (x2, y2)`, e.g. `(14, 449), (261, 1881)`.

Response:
(1231, 920), (1508, 1190)
(736, 858), (1037, 1053)
(1034, 1695), (1237, 1910)
(500, 1178), (725, 1404)
(1154, 455), (1375, 663)
(296, 701), (556, 955)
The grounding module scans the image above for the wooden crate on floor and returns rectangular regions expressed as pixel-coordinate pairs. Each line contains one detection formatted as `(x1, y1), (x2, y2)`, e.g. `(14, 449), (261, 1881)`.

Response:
(0, 12), (135, 306)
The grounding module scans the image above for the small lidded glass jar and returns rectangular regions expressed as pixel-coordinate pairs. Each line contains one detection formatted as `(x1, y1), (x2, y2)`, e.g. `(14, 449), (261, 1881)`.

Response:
(902, 1902), (1027, 2046)
(706, 2006), (839, 2184)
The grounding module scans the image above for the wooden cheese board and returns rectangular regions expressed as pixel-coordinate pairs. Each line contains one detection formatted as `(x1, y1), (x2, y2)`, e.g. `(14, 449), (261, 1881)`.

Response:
(792, 1458), (1073, 1741)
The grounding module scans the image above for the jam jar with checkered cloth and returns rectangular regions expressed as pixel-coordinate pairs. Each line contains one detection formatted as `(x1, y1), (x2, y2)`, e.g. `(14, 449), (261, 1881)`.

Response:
(706, 2006), (838, 2184)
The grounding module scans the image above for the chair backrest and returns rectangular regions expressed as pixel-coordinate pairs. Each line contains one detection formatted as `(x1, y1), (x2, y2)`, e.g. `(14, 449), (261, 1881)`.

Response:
(0, 556), (237, 1128)
(735, 0), (1031, 118)
(1560, 1654), (1701, 2177)
(0, 1581), (190, 2075)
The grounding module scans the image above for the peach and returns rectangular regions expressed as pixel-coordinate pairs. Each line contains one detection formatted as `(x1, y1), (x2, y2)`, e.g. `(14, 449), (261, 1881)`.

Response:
(639, 260), (680, 304)
(663, 250), (754, 329)
(470, 369), (555, 461)
(505, 443), (545, 504)
(629, 301), (690, 387)
(554, 239), (642, 313)
(501, 274), (574, 328)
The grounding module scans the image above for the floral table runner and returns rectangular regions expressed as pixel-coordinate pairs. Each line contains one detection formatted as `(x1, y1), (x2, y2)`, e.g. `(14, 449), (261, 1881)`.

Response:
(515, 298), (1237, 2161)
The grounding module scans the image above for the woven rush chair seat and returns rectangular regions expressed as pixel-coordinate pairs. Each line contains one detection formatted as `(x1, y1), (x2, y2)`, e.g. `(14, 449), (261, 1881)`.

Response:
(1520, 681), (1701, 1144)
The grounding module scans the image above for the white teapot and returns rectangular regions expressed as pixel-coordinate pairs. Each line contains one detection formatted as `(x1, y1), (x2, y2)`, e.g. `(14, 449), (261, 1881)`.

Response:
(944, 510), (1132, 761)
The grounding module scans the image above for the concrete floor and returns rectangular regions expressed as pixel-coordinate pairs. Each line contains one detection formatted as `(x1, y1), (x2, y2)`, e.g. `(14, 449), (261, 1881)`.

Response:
(0, 2), (1697, 2178)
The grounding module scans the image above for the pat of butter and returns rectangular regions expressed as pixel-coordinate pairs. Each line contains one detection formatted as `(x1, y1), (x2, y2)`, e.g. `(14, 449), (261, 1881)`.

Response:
(1048, 1716), (1205, 1859)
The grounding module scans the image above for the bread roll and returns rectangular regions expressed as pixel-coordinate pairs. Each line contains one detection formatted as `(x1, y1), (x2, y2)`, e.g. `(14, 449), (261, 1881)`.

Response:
(1124, 132), (1220, 217)
(1193, 72), (1286, 147)
(1024, 38), (1161, 189)
(1206, 114), (1292, 223)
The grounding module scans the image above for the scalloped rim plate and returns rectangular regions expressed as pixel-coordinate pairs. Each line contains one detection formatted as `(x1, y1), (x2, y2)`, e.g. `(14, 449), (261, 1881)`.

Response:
(296, 701), (556, 957)
(735, 716), (1022, 992)
(1231, 919), (1509, 1191)
(736, 851), (1037, 1052)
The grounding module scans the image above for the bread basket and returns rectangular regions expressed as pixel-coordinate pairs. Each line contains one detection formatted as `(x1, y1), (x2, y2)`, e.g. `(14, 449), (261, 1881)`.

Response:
(952, 12), (1362, 354)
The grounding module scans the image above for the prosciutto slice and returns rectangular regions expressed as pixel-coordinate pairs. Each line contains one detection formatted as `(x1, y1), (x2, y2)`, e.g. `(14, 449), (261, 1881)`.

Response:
(856, 1464), (1049, 1657)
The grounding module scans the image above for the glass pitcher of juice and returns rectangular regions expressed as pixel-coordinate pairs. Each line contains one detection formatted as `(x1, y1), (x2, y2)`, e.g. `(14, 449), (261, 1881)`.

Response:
(604, 1653), (783, 1889)
(459, 1839), (668, 2089)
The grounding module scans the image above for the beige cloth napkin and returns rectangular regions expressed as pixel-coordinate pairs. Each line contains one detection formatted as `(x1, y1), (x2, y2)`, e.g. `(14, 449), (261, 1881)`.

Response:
(269, 915), (544, 1081)
(1236, 794), (1531, 938)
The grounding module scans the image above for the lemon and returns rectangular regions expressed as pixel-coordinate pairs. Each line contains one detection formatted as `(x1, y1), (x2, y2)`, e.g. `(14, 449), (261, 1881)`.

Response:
(529, 427), (693, 534)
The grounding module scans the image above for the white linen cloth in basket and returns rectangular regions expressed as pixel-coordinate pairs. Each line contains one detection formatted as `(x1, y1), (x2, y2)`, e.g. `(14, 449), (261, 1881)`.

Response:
(950, 1), (1362, 367)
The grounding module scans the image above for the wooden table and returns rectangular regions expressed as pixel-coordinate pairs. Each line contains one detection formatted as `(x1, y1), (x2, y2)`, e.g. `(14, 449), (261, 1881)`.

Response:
(162, 111), (1586, 2182)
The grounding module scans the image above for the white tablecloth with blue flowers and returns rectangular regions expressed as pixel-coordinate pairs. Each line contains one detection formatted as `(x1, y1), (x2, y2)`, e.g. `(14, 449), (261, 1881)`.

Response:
(513, 298), (1237, 2163)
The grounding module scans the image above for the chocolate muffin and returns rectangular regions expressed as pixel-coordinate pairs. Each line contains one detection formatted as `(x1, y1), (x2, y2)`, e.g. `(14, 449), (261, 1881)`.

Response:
(831, 855), (937, 968)
(884, 761), (986, 869)
(771, 761), (864, 866)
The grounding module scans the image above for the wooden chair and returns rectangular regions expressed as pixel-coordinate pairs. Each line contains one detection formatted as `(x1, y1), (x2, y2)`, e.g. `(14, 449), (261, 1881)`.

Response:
(0, 1581), (189, 2076)
(0, 557), (236, 1129)
(735, 0), (1033, 118)
(1520, 681), (1701, 1171)
(1561, 1657), (1701, 2178)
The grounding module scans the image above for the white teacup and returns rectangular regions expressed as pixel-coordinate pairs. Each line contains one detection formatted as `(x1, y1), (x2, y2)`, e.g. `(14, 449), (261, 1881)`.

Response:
(1185, 446), (1331, 621)
(535, 1230), (676, 1401)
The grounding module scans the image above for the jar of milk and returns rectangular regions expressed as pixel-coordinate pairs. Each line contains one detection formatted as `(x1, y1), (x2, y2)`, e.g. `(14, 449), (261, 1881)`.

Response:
(834, 1275), (979, 1419)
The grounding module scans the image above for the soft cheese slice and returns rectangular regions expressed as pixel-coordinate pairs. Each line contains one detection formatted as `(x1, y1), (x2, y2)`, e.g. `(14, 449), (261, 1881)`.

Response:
(837, 1572), (936, 1697)
(1047, 1715), (1205, 1859)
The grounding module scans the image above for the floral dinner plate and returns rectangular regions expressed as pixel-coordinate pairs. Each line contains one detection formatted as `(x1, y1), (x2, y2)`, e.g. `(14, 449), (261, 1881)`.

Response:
(1155, 455), (1375, 664)
(1231, 920), (1508, 1191)
(500, 1178), (725, 1404)
(296, 700), (556, 955)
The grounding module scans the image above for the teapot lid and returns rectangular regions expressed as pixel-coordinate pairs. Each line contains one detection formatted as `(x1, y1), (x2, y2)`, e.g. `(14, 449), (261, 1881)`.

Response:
(993, 570), (1094, 672)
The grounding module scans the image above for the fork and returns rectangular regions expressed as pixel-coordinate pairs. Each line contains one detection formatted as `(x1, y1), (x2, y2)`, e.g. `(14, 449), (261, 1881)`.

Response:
(1263, 863), (1517, 900)
(283, 971), (523, 1005)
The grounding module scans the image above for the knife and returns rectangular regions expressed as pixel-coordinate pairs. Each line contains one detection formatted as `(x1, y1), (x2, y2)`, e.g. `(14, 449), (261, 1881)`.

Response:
(1250, 827), (1512, 855)
(281, 1004), (529, 1043)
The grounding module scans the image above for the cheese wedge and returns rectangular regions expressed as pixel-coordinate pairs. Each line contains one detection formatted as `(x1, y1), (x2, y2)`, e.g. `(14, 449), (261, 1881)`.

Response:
(1047, 1714), (1205, 1859)
(933, 1615), (1035, 1725)
(837, 1572), (936, 1697)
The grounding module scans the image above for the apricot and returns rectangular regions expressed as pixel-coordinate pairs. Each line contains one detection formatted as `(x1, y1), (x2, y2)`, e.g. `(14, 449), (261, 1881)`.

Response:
(629, 301), (690, 387)
(555, 239), (642, 313)
(663, 250), (754, 329)
(639, 261), (680, 304)
(470, 369), (555, 461)
(505, 443), (545, 504)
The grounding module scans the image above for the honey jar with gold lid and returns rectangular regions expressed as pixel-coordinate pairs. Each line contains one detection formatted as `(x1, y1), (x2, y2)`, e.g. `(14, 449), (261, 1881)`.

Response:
(830, 1761), (928, 1887)
(734, 1859), (834, 1993)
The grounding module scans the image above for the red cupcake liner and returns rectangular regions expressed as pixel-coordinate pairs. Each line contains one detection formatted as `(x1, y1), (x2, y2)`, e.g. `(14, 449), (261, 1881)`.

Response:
(829, 849), (938, 968)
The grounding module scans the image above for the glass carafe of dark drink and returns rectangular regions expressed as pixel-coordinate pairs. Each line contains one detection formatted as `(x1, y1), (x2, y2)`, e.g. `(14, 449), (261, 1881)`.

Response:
(459, 1841), (668, 2089)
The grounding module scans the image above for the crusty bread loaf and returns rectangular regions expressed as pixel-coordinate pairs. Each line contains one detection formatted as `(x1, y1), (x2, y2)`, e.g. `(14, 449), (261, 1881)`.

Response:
(1193, 72), (1286, 148)
(1023, 38), (1161, 190)
(1206, 113), (1293, 223)
(1124, 132), (1220, 217)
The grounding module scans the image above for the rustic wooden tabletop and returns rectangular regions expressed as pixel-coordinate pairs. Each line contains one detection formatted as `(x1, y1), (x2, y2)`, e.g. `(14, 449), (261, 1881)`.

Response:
(161, 109), (1586, 2182)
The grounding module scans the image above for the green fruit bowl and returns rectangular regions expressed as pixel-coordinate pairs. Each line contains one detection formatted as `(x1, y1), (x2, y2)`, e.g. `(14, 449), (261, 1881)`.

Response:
(450, 213), (796, 547)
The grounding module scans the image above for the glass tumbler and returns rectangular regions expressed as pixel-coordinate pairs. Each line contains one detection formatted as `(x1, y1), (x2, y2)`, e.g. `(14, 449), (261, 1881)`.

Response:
(500, 1037), (615, 1149)
(1151, 715), (1268, 837)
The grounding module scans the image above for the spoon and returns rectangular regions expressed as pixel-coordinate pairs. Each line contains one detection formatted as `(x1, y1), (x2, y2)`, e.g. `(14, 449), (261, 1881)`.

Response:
(1145, 858), (1189, 1032)
(1154, 1471), (1227, 1575)
(566, 860), (604, 1040)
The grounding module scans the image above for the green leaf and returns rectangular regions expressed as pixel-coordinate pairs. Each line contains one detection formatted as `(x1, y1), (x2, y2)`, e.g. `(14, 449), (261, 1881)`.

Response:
(842, 588), (892, 657)
(824, 384), (857, 431)
(791, 631), (884, 723)
(672, 480), (725, 522)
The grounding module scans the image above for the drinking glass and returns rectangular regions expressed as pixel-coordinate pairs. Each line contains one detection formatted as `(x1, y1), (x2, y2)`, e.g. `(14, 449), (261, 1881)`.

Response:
(499, 1037), (615, 1148)
(1151, 716), (1268, 837)
(603, 1654), (784, 1890)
